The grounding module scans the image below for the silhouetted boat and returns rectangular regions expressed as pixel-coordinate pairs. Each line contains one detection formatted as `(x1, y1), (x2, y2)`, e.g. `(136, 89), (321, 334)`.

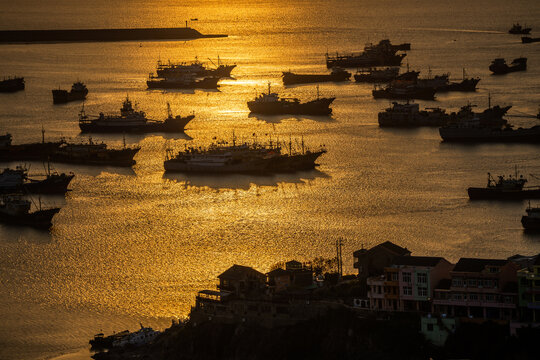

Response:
(522, 37), (540, 43)
(0, 131), (65, 162)
(146, 74), (219, 89)
(489, 58), (527, 75)
(52, 81), (88, 104)
(0, 76), (25, 93)
(326, 39), (407, 68)
(79, 97), (194, 133)
(378, 101), (449, 127)
(0, 194), (60, 229)
(521, 204), (540, 230)
(509, 23), (531, 34)
(156, 58), (236, 78)
(0, 164), (74, 194)
(372, 84), (436, 100)
(354, 67), (400, 83)
(439, 104), (540, 143)
(467, 172), (540, 200)
(248, 85), (334, 115)
(282, 68), (350, 85)
(50, 138), (140, 167)
(164, 137), (326, 174)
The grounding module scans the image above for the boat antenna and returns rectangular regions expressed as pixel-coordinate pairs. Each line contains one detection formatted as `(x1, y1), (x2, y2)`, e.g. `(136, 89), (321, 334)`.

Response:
(267, 82), (271, 95)
(167, 102), (172, 118)
(123, 134), (126, 149)
(207, 58), (218, 68)
(316, 85), (320, 100)
(41, 126), (45, 144)
(301, 135), (305, 154)
(488, 92), (491, 109)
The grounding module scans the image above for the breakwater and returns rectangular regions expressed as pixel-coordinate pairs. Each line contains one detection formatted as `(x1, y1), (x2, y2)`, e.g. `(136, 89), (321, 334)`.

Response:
(0, 27), (227, 44)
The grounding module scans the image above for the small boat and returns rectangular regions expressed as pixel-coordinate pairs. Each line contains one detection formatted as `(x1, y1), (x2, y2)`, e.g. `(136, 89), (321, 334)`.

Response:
(467, 171), (540, 200)
(90, 325), (160, 350)
(0, 76), (25, 93)
(521, 203), (540, 230)
(489, 58), (527, 75)
(354, 67), (400, 83)
(52, 81), (88, 104)
(0, 194), (60, 229)
(509, 23), (531, 34)
(372, 84), (436, 100)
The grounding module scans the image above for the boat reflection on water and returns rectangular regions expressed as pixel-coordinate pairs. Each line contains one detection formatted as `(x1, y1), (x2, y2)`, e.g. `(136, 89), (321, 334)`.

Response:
(162, 169), (329, 191)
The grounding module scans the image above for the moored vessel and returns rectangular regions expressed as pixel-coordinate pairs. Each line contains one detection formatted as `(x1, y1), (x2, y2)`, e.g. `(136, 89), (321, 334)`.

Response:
(146, 74), (219, 89)
(0, 131), (65, 162)
(522, 37), (540, 43)
(0, 164), (74, 194)
(50, 138), (140, 167)
(467, 172), (540, 200)
(282, 68), (351, 85)
(509, 23), (531, 34)
(0, 76), (25, 93)
(0, 194), (60, 229)
(521, 204), (540, 230)
(79, 97), (194, 133)
(372, 84), (436, 100)
(489, 58), (527, 75)
(354, 67), (400, 83)
(378, 101), (449, 127)
(156, 58), (236, 78)
(247, 85), (334, 115)
(326, 39), (408, 68)
(52, 81), (88, 104)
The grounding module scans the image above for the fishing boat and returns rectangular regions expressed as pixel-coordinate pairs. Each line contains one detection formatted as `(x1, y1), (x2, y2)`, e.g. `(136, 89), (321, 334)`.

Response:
(509, 23), (531, 34)
(0, 131), (65, 162)
(0, 164), (74, 194)
(0, 194), (60, 229)
(146, 74), (219, 89)
(0, 76), (25, 93)
(282, 68), (351, 85)
(156, 57), (236, 78)
(50, 138), (140, 167)
(489, 58), (527, 75)
(378, 101), (449, 127)
(248, 85), (334, 115)
(467, 171), (540, 200)
(52, 81), (88, 104)
(521, 203), (540, 230)
(79, 97), (194, 133)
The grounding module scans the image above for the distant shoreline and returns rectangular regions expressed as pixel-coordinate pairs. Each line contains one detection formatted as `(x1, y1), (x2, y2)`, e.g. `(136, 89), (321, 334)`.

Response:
(0, 27), (227, 44)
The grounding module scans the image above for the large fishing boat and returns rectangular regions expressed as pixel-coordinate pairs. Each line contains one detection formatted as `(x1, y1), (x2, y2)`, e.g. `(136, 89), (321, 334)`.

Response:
(146, 74), (219, 89)
(414, 70), (480, 92)
(282, 68), (351, 85)
(79, 97), (194, 133)
(326, 39), (408, 68)
(354, 67), (401, 83)
(156, 58), (236, 78)
(0, 194), (60, 229)
(468, 171), (540, 200)
(248, 85), (334, 115)
(0, 76), (25, 93)
(0, 165), (74, 194)
(378, 101), (449, 127)
(50, 138), (140, 167)
(509, 23), (531, 34)
(164, 138), (326, 174)
(52, 81), (88, 104)
(489, 58), (527, 75)
(372, 84), (436, 100)
(439, 104), (540, 143)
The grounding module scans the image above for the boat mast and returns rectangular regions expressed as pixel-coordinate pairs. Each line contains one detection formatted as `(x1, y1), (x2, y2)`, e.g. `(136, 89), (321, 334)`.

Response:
(316, 85), (320, 100)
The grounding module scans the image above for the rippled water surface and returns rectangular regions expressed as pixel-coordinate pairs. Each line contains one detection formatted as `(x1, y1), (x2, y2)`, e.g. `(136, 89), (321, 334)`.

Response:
(1, 1), (540, 359)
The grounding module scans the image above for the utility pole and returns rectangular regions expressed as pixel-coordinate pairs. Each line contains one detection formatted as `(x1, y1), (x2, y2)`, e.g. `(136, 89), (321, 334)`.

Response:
(336, 238), (343, 279)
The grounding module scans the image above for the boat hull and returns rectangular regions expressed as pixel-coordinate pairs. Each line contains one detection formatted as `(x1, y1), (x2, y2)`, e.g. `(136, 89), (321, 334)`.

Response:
(247, 98), (335, 115)
(52, 89), (88, 104)
(51, 148), (140, 167)
(0, 207), (60, 229)
(79, 115), (194, 133)
(468, 187), (540, 200)
(440, 126), (540, 143)
(0, 78), (25, 93)
(0, 142), (65, 161)
(326, 54), (405, 68)
(282, 72), (350, 85)
(23, 174), (75, 194)
(521, 216), (540, 230)
(372, 87), (436, 100)
(146, 77), (219, 89)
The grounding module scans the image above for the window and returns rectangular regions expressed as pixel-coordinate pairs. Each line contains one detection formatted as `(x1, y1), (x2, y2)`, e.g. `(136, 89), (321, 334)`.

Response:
(418, 286), (428, 297)
(489, 267), (499, 273)
(402, 272), (412, 283)
(469, 293), (479, 301)
(485, 294), (495, 302)
(417, 273), (427, 284)
(452, 277), (463, 287)
(483, 279), (492, 288)
(403, 286), (412, 296)
(467, 279), (477, 287)
(391, 272), (398, 281)
(452, 293), (462, 300)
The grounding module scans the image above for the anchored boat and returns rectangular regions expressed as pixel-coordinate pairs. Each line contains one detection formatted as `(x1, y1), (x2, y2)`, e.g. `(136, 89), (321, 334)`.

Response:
(248, 85), (334, 115)
(467, 171), (540, 200)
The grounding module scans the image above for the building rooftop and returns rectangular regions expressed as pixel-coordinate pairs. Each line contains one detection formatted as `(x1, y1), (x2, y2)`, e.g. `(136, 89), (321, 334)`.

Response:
(218, 264), (265, 280)
(354, 241), (411, 257)
(452, 258), (508, 272)
(267, 268), (290, 277)
(393, 256), (446, 267)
